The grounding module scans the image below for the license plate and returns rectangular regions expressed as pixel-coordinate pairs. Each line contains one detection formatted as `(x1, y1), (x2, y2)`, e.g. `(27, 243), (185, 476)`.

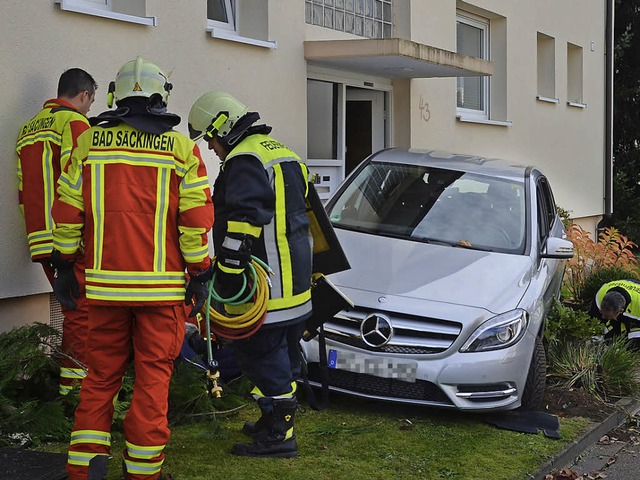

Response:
(328, 348), (418, 383)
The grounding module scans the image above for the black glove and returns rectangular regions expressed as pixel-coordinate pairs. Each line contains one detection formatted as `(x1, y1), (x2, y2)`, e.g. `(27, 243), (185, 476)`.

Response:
(51, 250), (79, 310)
(185, 264), (214, 317)
(213, 235), (253, 300)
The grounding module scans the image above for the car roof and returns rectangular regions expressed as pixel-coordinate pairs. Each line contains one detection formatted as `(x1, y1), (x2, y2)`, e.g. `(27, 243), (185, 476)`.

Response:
(369, 148), (535, 183)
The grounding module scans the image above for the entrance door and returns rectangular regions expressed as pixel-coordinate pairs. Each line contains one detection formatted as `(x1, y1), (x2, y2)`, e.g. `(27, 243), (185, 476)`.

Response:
(345, 87), (385, 175)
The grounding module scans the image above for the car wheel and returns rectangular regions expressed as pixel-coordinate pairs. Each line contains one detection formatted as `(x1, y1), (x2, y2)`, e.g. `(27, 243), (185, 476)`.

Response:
(520, 335), (546, 410)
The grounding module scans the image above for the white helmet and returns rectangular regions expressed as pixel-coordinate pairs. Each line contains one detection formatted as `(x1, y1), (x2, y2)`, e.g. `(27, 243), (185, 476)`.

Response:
(188, 91), (248, 142)
(107, 56), (172, 108)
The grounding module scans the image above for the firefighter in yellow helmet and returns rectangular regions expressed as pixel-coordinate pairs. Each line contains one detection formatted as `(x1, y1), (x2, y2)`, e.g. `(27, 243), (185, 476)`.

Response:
(189, 91), (312, 458)
(53, 57), (214, 479)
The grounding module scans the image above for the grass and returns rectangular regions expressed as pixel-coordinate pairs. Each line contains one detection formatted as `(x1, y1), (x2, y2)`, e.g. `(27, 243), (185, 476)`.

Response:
(38, 392), (592, 480)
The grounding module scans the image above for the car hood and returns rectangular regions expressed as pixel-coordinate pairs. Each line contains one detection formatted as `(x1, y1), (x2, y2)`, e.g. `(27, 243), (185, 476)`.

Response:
(330, 229), (533, 314)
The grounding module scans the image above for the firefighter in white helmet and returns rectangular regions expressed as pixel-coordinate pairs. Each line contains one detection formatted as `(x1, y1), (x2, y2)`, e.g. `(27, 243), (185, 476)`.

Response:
(189, 91), (312, 458)
(53, 56), (214, 479)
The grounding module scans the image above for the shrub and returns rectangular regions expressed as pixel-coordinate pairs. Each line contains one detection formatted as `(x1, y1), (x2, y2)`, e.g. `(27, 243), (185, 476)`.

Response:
(544, 299), (602, 348)
(563, 225), (639, 303)
(547, 336), (640, 401)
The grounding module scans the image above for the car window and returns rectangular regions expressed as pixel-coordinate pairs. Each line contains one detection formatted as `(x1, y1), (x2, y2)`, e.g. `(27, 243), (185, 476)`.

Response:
(328, 161), (526, 254)
(536, 178), (556, 244)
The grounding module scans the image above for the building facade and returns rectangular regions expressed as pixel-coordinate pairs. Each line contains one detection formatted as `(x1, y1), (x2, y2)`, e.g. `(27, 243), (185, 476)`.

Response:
(0, 0), (607, 331)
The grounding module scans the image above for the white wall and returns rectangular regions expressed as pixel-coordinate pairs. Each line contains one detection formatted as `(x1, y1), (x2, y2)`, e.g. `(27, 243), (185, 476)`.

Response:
(0, 0), (308, 305)
(0, 0), (606, 330)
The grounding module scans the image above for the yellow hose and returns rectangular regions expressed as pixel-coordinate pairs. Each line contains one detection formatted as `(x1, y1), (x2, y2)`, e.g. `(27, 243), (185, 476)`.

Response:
(201, 257), (272, 339)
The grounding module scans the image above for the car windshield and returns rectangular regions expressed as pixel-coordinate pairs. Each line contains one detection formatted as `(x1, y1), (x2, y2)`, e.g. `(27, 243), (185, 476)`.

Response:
(328, 161), (526, 254)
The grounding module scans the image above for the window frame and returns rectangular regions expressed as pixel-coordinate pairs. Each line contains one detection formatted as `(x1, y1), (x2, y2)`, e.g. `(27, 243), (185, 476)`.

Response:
(54, 0), (156, 26)
(456, 12), (490, 121)
(207, 0), (236, 33)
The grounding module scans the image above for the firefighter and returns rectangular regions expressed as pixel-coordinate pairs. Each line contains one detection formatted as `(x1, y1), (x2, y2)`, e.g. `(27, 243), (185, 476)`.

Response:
(188, 91), (312, 458)
(52, 56), (214, 480)
(589, 279), (640, 348)
(16, 68), (96, 396)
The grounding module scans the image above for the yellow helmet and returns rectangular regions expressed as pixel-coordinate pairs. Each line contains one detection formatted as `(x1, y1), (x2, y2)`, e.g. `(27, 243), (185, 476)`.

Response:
(188, 91), (248, 141)
(107, 56), (172, 108)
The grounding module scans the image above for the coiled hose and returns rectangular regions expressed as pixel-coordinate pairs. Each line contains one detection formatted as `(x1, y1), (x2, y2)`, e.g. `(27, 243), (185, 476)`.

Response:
(201, 256), (272, 341)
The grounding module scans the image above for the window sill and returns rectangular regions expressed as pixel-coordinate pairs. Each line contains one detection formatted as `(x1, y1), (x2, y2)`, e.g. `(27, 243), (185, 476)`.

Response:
(54, 0), (156, 26)
(536, 95), (560, 104)
(456, 115), (513, 127)
(567, 101), (587, 109)
(208, 28), (277, 49)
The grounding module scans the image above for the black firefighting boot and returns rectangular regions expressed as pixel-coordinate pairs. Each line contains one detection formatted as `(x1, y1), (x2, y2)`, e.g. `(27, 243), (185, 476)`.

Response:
(87, 454), (109, 480)
(241, 396), (271, 438)
(232, 396), (298, 458)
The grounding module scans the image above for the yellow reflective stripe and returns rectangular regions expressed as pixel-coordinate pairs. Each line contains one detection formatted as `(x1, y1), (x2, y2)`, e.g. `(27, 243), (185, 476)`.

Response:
(87, 286), (184, 302)
(124, 459), (164, 475)
(227, 221), (262, 238)
(273, 164), (293, 296)
(60, 367), (87, 379)
(126, 441), (165, 459)
(59, 385), (73, 395)
(17, 131), (63, 149)
(70, 430), (111, 446)
(53, 231), (82, 255)
(218, 263), (244, 275)
(179, 226), (210, 263)
(28, 230), (53, 242)
(68, 452), (108, 467)
(42, 140), (56, 231)
(86, 287), (184, 302)
(30, 243), (54, 256)
(87, 152), (177, 170)
(268, 289), (311, 310)
(86, 270), (186, 283)
(91, 163), (105, 269)
(154, 168), (170, 272)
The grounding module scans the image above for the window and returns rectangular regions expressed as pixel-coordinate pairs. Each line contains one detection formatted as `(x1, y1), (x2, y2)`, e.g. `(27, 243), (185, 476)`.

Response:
(305, 0), (393, 39)
(207, 0), (236, 32)
(537, 32), (557, 102)
(206, 0), (276, 49)
(54, 0), (156, 26)
(456, 13), (489, 120)
(307, 80), (338, 160)
(567, 43), (585, 106)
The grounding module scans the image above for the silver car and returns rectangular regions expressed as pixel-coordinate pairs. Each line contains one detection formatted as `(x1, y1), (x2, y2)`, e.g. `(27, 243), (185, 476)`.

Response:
(301, 148), (574, 412)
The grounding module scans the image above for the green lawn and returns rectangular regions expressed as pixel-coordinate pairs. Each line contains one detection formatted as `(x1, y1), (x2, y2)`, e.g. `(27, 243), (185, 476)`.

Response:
(39, 393), (591, 480)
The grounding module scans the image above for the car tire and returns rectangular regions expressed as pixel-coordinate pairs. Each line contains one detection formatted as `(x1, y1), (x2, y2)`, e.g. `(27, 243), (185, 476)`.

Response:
(520, 335), (546, 410)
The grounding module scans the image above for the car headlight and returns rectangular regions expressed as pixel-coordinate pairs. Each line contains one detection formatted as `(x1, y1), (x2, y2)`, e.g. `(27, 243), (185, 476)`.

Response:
(459, 309), (529, 352)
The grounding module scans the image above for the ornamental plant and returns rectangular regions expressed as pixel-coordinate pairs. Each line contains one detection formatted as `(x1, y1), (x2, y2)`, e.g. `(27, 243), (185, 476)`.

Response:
(563, 225), (639, 304)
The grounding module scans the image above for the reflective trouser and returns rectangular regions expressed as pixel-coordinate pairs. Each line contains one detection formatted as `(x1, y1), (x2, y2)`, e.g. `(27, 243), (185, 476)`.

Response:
(66, 304), (185, 480)
(233, 319), (306, 397)
(42, 258), (89, 395)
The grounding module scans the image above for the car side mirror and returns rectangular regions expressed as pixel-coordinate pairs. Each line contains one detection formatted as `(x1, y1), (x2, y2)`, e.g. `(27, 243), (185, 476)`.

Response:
(541, 237), (574, 259)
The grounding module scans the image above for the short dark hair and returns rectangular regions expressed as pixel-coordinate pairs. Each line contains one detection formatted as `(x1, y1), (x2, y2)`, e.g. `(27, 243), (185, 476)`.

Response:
(601, 291), (626, 313)
(57, 68), (97, 98)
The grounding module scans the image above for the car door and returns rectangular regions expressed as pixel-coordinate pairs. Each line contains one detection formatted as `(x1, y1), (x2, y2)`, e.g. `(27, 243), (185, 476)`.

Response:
(536, 176), (564, 310)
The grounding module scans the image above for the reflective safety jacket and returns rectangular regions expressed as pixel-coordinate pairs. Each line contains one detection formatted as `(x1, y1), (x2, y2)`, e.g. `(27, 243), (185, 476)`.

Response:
(592, 279), (640, 339)
(17, 99), (90, 261)
(212, 133), (312, 325)
(52, 122), (213, 305)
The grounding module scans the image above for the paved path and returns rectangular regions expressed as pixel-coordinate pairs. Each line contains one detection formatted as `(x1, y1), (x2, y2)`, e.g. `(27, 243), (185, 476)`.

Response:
(531, 397), (640, 479)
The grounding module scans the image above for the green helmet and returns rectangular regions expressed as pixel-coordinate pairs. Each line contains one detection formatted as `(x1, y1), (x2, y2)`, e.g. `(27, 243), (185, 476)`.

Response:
(107, 56), (172, 108)
(188, 91), (248, 142)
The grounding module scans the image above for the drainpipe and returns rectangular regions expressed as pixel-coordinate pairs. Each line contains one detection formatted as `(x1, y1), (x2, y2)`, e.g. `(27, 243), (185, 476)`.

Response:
(598, 0), (614, 232)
